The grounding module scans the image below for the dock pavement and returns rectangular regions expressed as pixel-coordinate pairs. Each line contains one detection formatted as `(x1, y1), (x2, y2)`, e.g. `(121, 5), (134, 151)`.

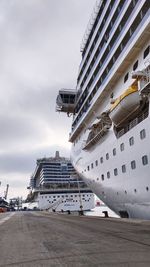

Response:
(0, 211), (150, 266)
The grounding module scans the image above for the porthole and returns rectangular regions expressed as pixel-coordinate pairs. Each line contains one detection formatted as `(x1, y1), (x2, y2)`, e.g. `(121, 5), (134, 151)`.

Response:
(142, 155), (148, 166)
(131, 160), (136, 169)
(113, 148), (116, 156)
(120, 143), (124, 151)
(106, 153), (109, 160)
(122, 164), (126, 173)
(107, 171), (110, 179)
(133, 60), (138, 71)
(129, 136), (134, 146)
(134, 189), (137, 193)
(114, 168), (118, 176)
(140, 129), (146, 140)
(101, 174), (104, 181)
(95, 160), (98, 166)
(100, 157), (103, 163)
(124, 72), (129, 83)
(143, 45), (150, 59)
(146, 187), (149, 191)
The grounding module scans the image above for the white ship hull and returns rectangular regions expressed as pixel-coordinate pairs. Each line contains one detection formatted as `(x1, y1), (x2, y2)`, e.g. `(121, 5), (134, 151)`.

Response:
(56, 0), (150, 219)
(34, 190), (95, 212)
(71, 115), (150, 219)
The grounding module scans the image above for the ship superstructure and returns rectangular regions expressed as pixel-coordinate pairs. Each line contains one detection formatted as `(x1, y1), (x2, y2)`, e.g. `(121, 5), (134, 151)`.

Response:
(56, 0), (150, 219)
(28, 151), (94, 211)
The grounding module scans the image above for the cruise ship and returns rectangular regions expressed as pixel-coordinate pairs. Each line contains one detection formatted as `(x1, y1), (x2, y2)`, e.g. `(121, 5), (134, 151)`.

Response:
(27, 151), (94, 212)
(56, 0), (150, 219)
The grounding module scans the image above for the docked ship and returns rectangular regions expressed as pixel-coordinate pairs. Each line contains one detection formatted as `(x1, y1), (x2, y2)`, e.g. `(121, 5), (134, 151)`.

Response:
(28, 151), (94, 211)
(56, 0), (150, 219)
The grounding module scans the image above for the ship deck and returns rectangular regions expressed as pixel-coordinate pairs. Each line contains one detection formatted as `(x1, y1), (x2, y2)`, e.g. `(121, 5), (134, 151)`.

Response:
(1, 211), (150, 266)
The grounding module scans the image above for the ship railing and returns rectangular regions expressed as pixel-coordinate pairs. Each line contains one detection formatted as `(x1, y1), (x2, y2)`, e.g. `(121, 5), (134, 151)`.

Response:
(83, 124), (110, 150)
(80, 0), (101, 53)
(117, 110), (149, 138)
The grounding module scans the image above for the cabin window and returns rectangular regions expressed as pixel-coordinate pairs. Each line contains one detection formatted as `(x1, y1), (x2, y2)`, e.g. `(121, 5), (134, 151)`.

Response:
(142, 155), (148, 166)
(120, 143), (124, 151)
(131, 160), (136, 169)
(143, 45), (150, 59)
(124, 72), (129, 83)
(114, 168), (118, 176)
(140, 129), (146, 139)
(133, 60), (138, 70)
(101, 174), (104, 181)
(91, 163), (94, 169)
(106, 153), (109, 160)
(95, 160), (98, 166)
(122, 164), (126, 173)
(100, 157), (103, 163)
(107, 171), (110, 179)
(113, 148), (116, 156)
(87, 166), (90, 171)
(129, 136), (134, 146)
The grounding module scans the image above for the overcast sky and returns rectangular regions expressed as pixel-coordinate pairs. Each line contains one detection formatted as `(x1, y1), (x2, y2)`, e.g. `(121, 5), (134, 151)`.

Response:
(0, 0), (95, 200)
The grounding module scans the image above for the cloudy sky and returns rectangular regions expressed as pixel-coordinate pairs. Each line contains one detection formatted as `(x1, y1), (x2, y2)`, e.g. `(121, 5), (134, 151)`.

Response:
(0, 0), (94, 200)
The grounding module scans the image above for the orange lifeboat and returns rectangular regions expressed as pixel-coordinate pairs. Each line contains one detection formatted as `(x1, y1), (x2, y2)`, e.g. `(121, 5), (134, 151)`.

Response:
(109, 83), (140, 127)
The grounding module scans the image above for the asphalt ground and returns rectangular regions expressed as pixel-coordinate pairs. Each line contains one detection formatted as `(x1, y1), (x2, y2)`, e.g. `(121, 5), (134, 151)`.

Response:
(0, 211), (150, 266)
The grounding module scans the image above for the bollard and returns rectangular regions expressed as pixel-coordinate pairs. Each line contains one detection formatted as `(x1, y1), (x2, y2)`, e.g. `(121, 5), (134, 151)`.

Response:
(102, 211), (109, 218)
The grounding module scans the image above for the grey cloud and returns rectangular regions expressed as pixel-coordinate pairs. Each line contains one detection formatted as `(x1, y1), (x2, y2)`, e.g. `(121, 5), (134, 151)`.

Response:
(0, 0), (94, 198)
(0, 145), (70, 174)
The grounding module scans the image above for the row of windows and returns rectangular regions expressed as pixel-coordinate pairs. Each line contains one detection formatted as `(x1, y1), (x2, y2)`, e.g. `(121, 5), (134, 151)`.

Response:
(101, 186), (150, 197)
(76, 0), (140, 111)
(96, 155), (148, 182)
(41, 194), (90, 199)
(73, 2), (148, 130)
(44, 199), (91, 203)
(78, 0), (125, 85)
(86, 129), (146, 170)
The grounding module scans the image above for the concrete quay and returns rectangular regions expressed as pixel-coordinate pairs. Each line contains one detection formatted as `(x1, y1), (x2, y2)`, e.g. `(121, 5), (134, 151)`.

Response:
(0, 211), (150, 266)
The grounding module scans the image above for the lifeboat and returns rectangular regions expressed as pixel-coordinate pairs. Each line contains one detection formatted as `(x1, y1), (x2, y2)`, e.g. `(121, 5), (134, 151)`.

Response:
(109, 83), (141, 127)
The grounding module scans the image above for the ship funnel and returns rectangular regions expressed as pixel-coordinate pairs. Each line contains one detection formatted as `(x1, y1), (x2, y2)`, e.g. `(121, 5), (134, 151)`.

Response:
(55, 151), (60, 159)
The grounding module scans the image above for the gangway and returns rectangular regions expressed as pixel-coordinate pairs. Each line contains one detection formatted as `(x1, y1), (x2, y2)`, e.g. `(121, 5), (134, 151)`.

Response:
(47, 197), (64, 212)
